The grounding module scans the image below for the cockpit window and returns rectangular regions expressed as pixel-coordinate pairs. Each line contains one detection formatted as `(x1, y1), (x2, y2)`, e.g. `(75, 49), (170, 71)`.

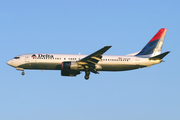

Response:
(14, 57), (20, 59)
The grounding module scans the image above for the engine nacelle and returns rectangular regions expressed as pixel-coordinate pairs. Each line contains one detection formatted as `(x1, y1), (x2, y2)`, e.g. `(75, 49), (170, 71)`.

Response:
(62, 61), (80, 70)
(61, 70), (80, 76)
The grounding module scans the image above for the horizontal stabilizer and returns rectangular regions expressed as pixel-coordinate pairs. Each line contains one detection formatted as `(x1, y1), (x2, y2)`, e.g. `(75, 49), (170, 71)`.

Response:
(149, 51), (170, 60)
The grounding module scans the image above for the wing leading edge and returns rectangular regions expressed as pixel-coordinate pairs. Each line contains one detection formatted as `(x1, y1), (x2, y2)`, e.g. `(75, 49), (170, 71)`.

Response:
(77, 46), (112, 65)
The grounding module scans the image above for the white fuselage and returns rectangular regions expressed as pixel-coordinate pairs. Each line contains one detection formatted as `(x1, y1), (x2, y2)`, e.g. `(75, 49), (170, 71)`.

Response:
(7, 53), (161, 71)
(6, 28), (169, 80)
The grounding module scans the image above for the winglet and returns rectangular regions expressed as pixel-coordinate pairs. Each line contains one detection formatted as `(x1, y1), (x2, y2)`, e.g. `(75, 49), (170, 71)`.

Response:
(149, 51), (170, 60)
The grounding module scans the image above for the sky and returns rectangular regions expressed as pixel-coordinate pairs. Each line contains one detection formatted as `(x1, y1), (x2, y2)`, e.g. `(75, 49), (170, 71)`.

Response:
(1, 0), (180, 120)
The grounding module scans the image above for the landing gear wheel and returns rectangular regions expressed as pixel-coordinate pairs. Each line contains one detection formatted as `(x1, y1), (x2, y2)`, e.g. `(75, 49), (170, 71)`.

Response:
(22, 72), (25, 75)
(85, 75), (89, 80)
(85, 71), (90, 76)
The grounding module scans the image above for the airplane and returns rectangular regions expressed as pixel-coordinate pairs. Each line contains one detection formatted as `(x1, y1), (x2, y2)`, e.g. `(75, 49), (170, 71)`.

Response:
(7, 28), (170, 80)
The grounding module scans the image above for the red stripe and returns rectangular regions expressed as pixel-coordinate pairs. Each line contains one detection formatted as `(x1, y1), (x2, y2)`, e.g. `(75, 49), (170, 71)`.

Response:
(148, 28), (166, 43)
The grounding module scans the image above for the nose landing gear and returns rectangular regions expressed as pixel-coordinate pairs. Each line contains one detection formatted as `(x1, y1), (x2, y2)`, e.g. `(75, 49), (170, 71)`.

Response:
(16, 68), (25, 76)
(21, 71), (25, 75)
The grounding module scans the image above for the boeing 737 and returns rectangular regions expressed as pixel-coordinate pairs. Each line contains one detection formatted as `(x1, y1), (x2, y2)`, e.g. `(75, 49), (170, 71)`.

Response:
(7, 28), (170, 80)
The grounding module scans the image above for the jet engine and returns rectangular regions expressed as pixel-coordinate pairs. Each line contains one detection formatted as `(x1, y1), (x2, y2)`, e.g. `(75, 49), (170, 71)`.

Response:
(61, 61), (80, 70)
(61, 70), (80, 76)
(61, 61), (81, 76)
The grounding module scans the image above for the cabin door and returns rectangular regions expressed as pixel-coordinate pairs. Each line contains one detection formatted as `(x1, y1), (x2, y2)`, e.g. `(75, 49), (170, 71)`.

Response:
(136, 58), (140, 65)
(25, 55), (29, 62)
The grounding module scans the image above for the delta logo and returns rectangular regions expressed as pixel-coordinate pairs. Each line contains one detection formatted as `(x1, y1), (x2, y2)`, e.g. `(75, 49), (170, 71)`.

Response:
(38, 54), (54, 59)
(31, 54), (54, 59)
(32, 54), (37, 58)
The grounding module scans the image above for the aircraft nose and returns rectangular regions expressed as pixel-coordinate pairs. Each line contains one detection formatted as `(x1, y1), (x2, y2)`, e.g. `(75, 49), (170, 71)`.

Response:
(7, 60), (11, 65)
(7, 60), (13, 66)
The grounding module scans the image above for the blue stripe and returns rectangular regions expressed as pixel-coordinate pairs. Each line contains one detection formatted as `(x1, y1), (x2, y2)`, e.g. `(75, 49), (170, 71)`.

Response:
(136, 40), (159, 56)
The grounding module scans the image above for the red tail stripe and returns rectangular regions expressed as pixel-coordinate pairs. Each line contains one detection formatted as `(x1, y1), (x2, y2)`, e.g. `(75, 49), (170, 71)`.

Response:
(148, 28), (166, 43)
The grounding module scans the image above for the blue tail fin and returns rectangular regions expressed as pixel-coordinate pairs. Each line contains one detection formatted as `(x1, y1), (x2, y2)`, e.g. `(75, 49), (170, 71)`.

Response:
(136, 28), (167, 57)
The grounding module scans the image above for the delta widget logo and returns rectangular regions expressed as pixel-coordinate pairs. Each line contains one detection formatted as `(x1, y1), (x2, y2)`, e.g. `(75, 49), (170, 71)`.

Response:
(32, 54), (37, 58)
(31, 54), (54, 59)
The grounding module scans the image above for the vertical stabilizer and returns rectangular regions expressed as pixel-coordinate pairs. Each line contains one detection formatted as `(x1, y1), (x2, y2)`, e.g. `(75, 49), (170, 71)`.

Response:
(136, 28), (167, 57)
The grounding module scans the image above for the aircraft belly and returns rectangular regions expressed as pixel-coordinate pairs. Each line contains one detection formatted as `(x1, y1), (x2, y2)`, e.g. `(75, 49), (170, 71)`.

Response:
(99, 63), (140, 71)
(18, 62), (62, 70)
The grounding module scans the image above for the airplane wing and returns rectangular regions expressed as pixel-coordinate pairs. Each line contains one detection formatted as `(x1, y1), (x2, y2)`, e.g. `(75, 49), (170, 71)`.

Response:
(77, 46), (112, 73)
(78, 46), (112, 64)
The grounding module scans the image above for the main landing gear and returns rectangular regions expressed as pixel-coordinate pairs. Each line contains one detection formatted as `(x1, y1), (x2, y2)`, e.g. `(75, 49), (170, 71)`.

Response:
(84, 71), (90, 80)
